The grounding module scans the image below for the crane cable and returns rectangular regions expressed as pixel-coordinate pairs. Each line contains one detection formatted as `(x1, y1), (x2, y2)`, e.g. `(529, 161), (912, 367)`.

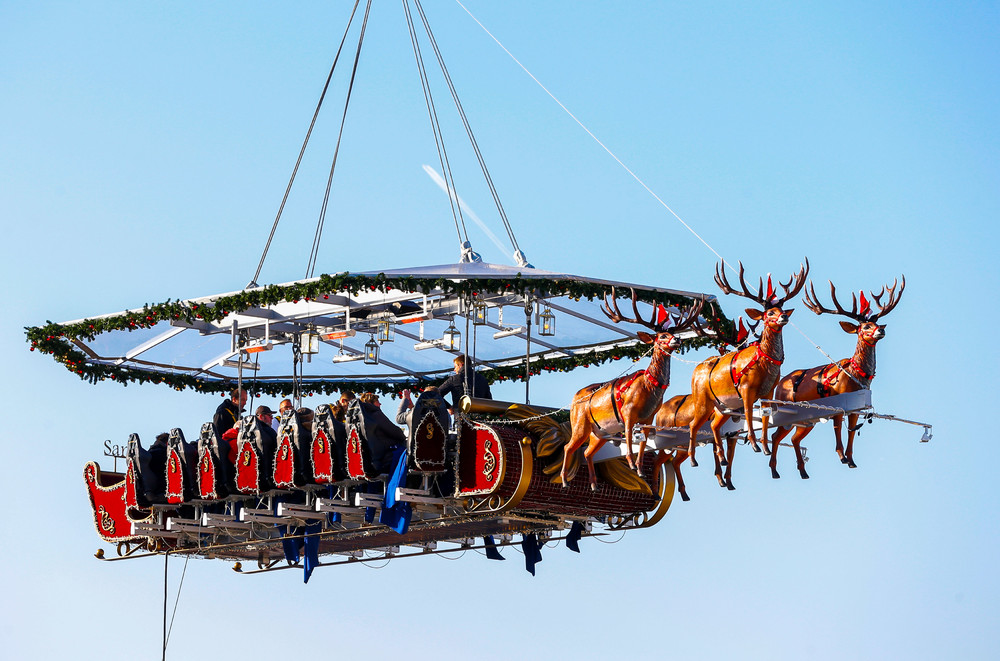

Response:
(306, 0), (373, 279)
(403, 0), (469, 249)
(249, 0), (364, 288)
(413, 0), (523, 258)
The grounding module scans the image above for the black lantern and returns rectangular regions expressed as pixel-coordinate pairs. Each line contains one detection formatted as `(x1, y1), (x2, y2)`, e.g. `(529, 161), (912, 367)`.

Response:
(539, 306), (556, 337)
(472, 299), (488, 326)
(364, 335), (380, 365)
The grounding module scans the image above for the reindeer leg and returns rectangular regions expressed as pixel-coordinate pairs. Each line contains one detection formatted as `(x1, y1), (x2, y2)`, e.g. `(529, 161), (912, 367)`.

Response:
(673, 449), (690, 501)
(582, 437), (606, 491)
(769, 426), (792, 479)
(561, 416), (591, 487)
(710, 413), (727, 488)
(723, 432), (738, 491)
(634, 427), (649, 478)
(830, 413), (846, 464)
(845, 412), (859, 468)
(791, 426), (811, 479)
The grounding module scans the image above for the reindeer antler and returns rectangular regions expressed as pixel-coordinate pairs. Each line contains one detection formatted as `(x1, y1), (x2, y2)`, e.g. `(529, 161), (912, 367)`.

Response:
(804, 276), (906, 322)
(715, 258), (809, 308)
(868, 276), (905, 321)
(601, 287), (661, 331)
(602, 288), (705, 333)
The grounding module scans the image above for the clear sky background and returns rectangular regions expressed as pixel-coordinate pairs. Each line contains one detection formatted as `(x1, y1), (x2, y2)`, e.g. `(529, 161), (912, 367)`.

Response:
(2, 2), (998, 659)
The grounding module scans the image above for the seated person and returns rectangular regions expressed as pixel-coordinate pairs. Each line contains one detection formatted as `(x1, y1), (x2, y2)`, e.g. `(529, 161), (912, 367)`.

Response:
(256, 405), (278, 445)
(396, 386), (450, 433)
(297, 407), (314, 438)
(347, 396), (406, 474)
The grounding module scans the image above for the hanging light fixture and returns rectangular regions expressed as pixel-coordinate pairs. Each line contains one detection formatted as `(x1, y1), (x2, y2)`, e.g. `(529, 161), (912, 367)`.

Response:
(442, 322), (461, 352)
(364, 335), (380, 365)
(472, 298), (488, 326)
(377, 317), (395, 344)
(300, 326), (319, 355)
(539, 305), (556, 337)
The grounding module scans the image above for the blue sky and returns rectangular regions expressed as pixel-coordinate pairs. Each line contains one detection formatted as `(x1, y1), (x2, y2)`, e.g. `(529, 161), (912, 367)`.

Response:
(2, 2), (998, 659)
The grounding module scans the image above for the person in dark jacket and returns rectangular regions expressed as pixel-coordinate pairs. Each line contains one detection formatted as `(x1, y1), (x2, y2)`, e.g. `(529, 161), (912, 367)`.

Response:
(214, 388), (247, 436)
(437, 354), (492, 411)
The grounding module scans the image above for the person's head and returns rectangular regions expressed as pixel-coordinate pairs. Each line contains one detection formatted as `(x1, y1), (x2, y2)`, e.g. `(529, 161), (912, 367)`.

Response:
(359, 392), (380, 407)
(331, 401), (346, 422)
(155, 432), (169, 446)
(255, 405), (274, 426)
(279, 399), (294, 415)
(339, 390), (355, 407)
(453, 354), (466, 373)
(230, 388), (248, 407)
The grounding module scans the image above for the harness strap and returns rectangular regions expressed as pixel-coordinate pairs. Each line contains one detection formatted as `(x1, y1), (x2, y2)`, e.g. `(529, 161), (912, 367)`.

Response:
(849, 357), (875, 381)
(730, 343), (782, 388)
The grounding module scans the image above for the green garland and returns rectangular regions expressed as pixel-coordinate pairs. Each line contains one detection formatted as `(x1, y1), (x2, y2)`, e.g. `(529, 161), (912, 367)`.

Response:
(25, 272), (734, 396)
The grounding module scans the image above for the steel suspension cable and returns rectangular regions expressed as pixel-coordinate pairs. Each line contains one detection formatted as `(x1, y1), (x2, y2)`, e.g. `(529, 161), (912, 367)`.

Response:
(248, 0), (362, 287)
(306, 0), (373, 279)
(403, 0), (468, 247)
(414, 0), (522, 256)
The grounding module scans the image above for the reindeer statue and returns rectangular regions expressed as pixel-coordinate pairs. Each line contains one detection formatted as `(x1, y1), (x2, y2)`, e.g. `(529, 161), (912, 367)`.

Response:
(649, 314), (761, 501)
(559, 289), (704, 490)
(768, 277), (905, 479)
(685, 259), (809, 490)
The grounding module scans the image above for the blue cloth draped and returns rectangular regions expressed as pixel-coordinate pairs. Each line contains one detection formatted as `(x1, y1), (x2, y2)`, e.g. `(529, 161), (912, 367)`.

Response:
(484, 535), (505, 561)
(566, 521), (584, 553)
(379, 446), (412, 534)
(521, 533), (543, 576)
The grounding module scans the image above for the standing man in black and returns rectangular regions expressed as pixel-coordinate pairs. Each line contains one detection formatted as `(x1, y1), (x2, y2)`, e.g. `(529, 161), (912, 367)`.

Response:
(214, 387), (247, 437)
(438, 355), (492, 413)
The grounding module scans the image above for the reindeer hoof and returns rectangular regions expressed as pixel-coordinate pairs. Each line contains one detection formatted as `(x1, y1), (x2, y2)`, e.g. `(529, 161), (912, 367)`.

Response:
(726, 480), (736, 491)
(847, 459), (857, 469)
(771, 468), (780, 479)
(750, 443), (761, 453)
(799, 470), (810, 480)
(762, 446), (771, 456)
(690, 457), (698, 468)
(636, 468), (643, 478)
(840, 456), (849, 465)
(680, 492), (691, 502)
(716, 475), (726, 488)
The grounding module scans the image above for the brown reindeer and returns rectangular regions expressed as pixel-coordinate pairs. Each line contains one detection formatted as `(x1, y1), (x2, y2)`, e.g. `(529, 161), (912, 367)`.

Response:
(686, 259), (809, 490)
(651, 395), (695, 501)
(650, 314), (762, 501)
(560, 289), (704, 490)
(769, 277), (905, 479)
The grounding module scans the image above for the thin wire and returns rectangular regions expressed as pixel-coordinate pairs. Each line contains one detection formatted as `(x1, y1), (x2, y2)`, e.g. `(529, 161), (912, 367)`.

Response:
(307, 0), (373, 279)
(414, 0), (521, 253)
(164, 553), (191, 648)
(454, 0), (731, 272)
(404, 0), (468, 246)
(250, 0), (363, 287)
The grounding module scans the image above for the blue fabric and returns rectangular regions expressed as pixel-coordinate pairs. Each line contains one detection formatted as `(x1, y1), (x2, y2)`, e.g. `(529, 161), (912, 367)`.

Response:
(379, 446), (412, 534)
(566, 521), (584, 553)
(483, 535), (505, 561)
(302, 521), (322, 583)
(521, 533), (543, 576)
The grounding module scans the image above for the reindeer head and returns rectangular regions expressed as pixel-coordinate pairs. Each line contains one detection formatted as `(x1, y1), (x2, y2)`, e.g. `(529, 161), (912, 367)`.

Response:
(601, 288), (705, 353)
(804, 276), (905, 346)
(714, 259), (810, 333)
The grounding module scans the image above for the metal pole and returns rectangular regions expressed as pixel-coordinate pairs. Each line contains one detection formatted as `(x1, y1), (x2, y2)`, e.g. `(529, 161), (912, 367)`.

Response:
(162, 551), (169, 661)
(524, 300), (532, 405)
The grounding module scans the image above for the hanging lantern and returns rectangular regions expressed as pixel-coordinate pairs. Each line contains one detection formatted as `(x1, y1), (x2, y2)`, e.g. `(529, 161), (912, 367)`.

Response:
(442, 322), (461, 352)
(300, 327), (319, 355)
(377, 317), (395, 343)
(472, 299), (488, 326)
(539, 305), (556, 337)
(364, 335), (380, 365)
